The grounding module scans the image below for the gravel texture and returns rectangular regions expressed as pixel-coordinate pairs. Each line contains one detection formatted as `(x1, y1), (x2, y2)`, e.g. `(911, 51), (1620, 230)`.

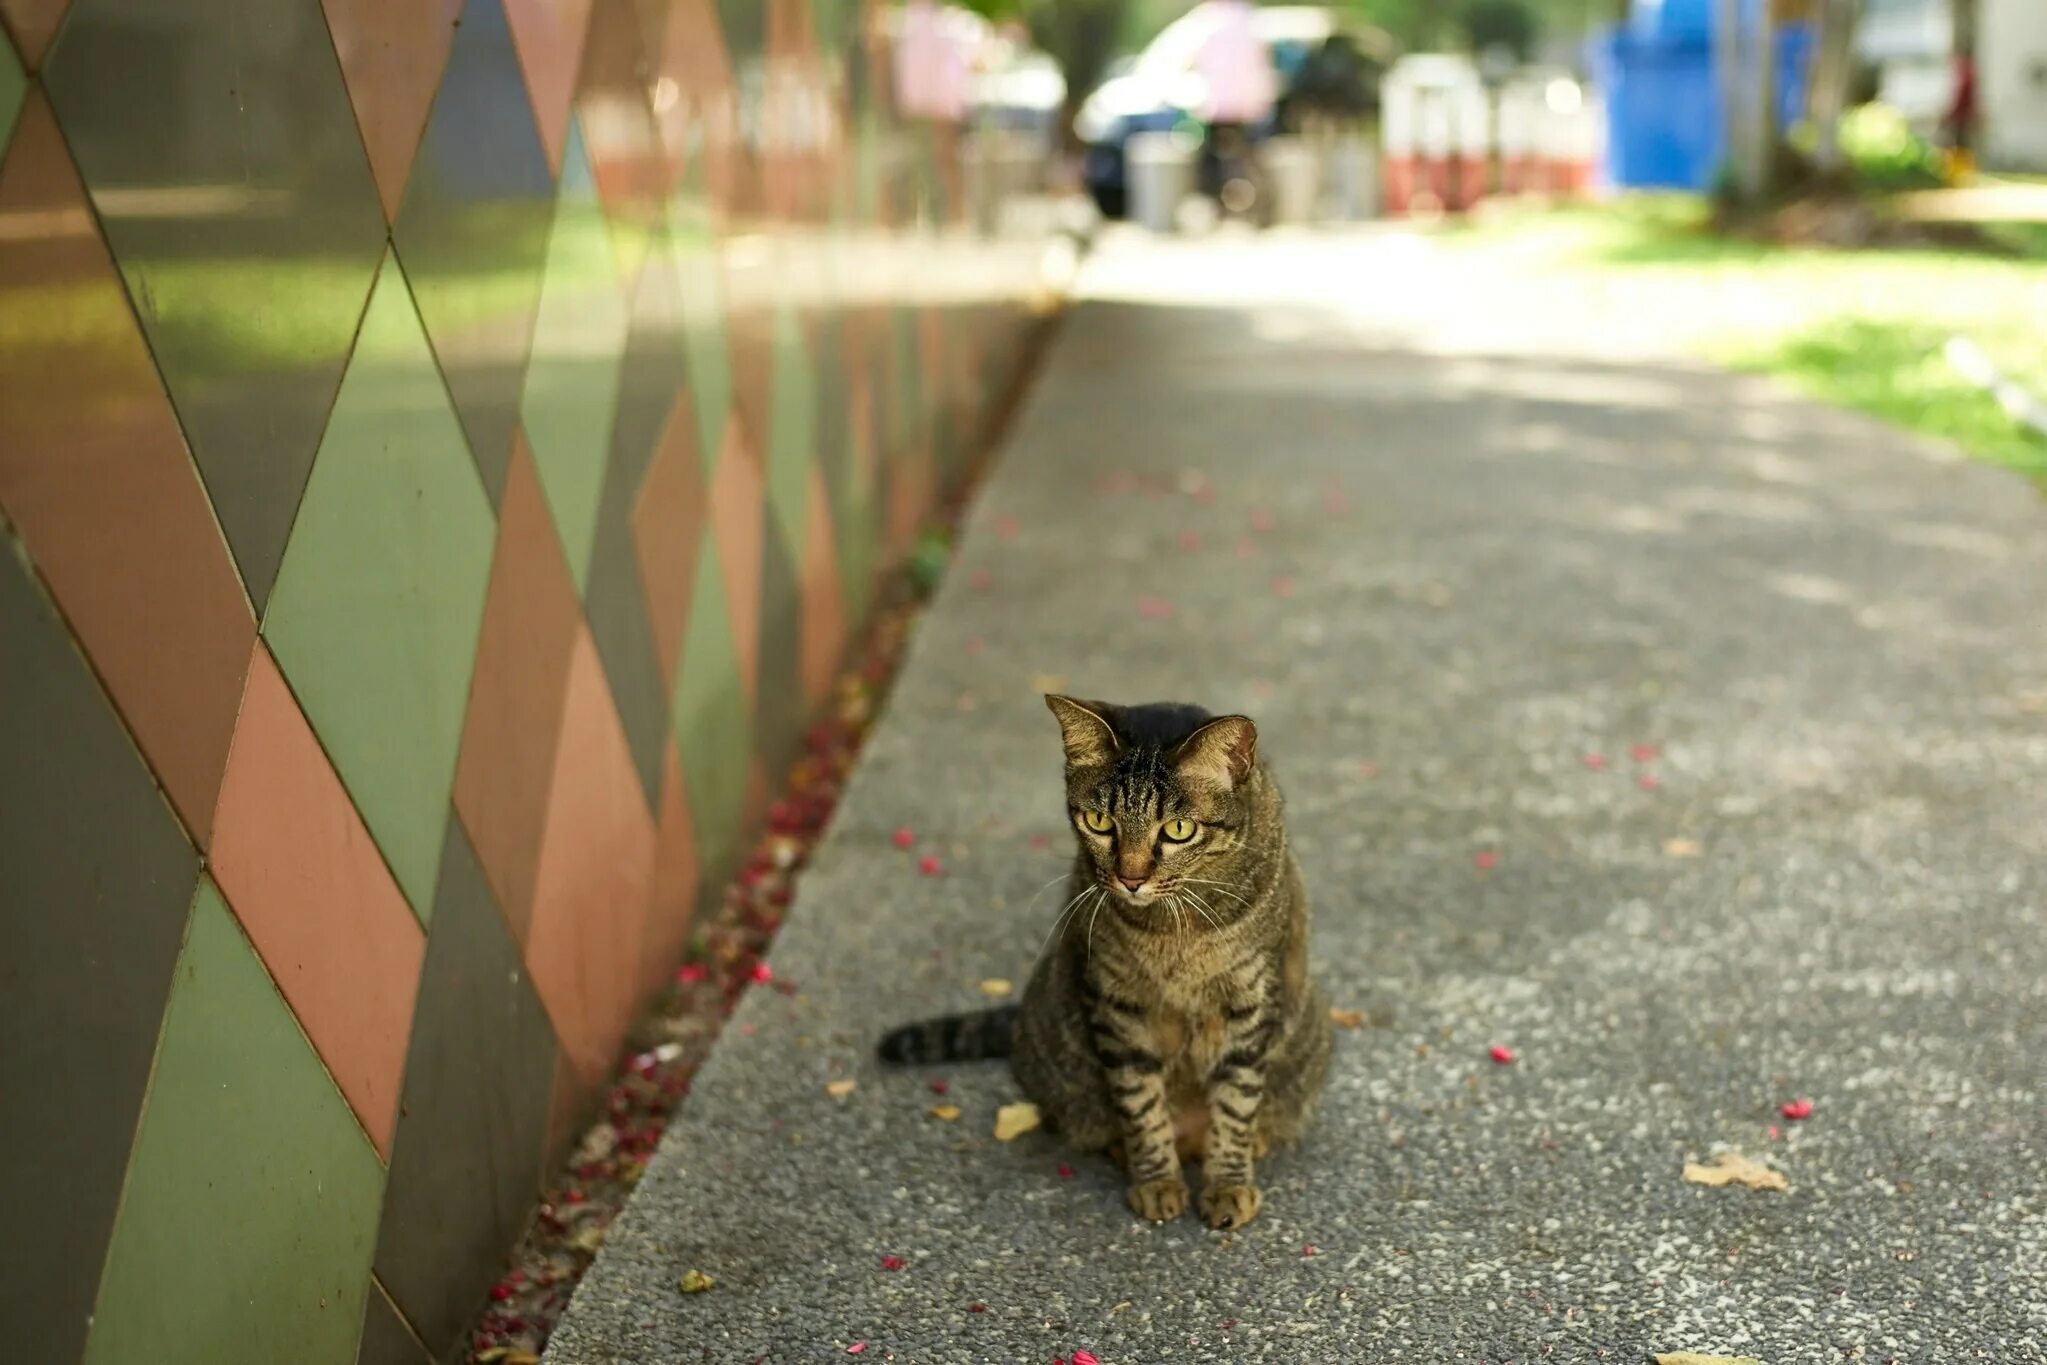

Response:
(544, 230), (2047, 1364)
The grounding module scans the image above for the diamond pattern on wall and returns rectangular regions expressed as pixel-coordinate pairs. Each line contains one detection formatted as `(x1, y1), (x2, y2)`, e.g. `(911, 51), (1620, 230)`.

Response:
(374, 823), (556, 1359)
(525, 629), (656, 1083)
(43, 0), (389, 610)
(0, 95), (255, 845)
(672, 534), (751, 877)
(0, 0), (68, 68)
(322, 0), (463, 221)
(452, 434), (581, 943)
(520, 118), (629, 593)
(265, 250), (497, 920)
(0, 532), (199, 1365)
(82, 881), (386, 1365)
(502, 0), (593, 175)
(392, 0), (555, 505)
(9, 0), (1050, 1350)
(209, 645), (427, 1159)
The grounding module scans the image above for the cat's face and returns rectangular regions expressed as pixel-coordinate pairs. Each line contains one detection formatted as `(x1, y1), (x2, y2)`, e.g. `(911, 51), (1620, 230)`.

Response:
(1045, 696), (1259, 920)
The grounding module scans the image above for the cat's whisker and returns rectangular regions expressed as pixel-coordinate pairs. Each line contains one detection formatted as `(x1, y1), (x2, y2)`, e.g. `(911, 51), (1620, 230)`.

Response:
(1178, 887), (1226, 933)
(1084, 887), (1108, 964)
(1037, 882), (1096, 960)
(1177, 877), (1252, 907)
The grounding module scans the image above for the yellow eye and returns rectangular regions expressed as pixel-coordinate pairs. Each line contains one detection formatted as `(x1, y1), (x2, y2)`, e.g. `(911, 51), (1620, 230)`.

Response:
(1161, 818), (1197, 842)
(1081, 810), (1114, 834)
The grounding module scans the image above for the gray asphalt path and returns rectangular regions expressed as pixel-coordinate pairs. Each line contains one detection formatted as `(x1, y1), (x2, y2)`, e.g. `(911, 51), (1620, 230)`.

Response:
(545, 230), (2047, 1364)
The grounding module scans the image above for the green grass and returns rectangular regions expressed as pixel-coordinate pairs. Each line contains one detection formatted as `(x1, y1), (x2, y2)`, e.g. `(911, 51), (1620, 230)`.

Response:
(1450, 197), (2047, 488)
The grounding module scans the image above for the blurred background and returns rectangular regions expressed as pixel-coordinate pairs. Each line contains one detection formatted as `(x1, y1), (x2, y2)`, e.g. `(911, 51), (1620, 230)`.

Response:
(2, 1), (2041, 1363)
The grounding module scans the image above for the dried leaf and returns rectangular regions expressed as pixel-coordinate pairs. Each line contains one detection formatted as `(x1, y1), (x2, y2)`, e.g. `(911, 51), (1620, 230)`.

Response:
(826, 1079), (857, 1099)
(569, 1225), (606, 1253)
(1330, 1008), (1367, 1030)
(1683, 1151), (1788, 1192)
(1653, 1354), (1764, 1365)
(928, 1104), (962, 1121)
(1030, 673), (1067, 694)
(978, 978), (1013, 998)
(1662, 837), (1702, 858)
(994, 1101), (1042, 1142)
(505, 1355), (540, 1365)
(1112, 1301), (1133, 1313)
(679, 1269), (715, 1294)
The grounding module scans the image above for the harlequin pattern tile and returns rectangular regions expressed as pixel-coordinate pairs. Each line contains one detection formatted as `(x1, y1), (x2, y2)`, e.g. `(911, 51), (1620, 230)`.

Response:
(0, 96), (255, 844)
(0, 24), (23, 147)
(452, 435), (581, 943)
(633, 386), (708, 692)
(392, 0), (555, 505)
(16, 0), (1052, 1350)
(0, 530), (199, 1365)
(374, 823), (556, 1359)
(672, 534), (751, 878)
(356, 1280), (433, 1365)
(0, 0), (67, 68)
(502, 0), (592, 174)
(265, 251), (497, 920)
(82, 881), (386, 1365)
(643, 740), (700, 997)
(43, 0), (388, 610)
(322, 0), (462, 220)
(520, 119), (629, 593)
(525, 629), (656, 1082)
(209, 645), (427, 1159)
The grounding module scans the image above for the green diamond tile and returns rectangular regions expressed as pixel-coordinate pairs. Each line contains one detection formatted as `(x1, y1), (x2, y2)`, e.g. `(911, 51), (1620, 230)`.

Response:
(671, 535), (750, 876)
(668, 173), (731, 472)
(765, 302), (816, 556)
(0, 24), (23, 151)
(753, 513), (805, 781)
(83, 879), (385, 1365)
(44, 0), (389, 611)
(265, 252), (497, 921)
(520, 117), (628, 594)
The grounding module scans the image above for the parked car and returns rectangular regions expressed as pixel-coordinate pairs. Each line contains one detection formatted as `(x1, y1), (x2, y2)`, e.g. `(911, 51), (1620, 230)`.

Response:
(1075, 4), (1393, 218)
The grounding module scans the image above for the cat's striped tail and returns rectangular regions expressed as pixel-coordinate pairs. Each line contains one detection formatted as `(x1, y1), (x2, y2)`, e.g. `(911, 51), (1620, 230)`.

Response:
(875, 1006), (1020, 1064)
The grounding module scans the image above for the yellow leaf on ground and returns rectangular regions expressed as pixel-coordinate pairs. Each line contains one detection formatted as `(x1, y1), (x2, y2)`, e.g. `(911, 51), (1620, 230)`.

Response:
(679, 1269), (715, 1294)
(979, 978), (1014, 998)
(826, 1079), (857, 1099)
(1330, 1008), (1367, 1029)
(1030, 673), (1067, 694)
(1683, 1151), (1787, 1192)
(1662, 837), (1702, 858)
(928, 1104), (962, 1121)
(1654, 1354), (1764, 1365)
(994, 1101), (1042, 1142)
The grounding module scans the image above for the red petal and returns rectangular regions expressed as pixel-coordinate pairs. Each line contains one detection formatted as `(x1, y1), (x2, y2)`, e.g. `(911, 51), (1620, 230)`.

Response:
(489, 1284), (512, 1302)
(1631, 744), (1660, 762)
(1474, 850), (1497, 870)
(929, 1078), (950, 1095)
(1767, 1125), (1782, 1140)
(880, 1255), (905, 1271)
(1582, 752), (1608, 770)
(970, 1303), (987, 1313)
(750, 962), (774, 984)
(1490, 1044), (1516, 1064)
(1302, 1244), (1319, 1257)
(1057, 1163), (1074, 1179)
(1073, 1353), (1100, 1365)
(1781, 1098), (1814, 1121)
(892, 827), (916, 849)
(996, 517), (1021, 539)
(1636, 774), (1661, 791)
(676, 963), (707, 984)
(919, 855), (943, 876)
(847, 1344), (866, 1355)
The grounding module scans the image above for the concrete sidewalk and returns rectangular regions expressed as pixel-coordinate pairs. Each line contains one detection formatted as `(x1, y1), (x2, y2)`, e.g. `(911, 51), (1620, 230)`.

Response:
(545, 231), (2047, 1363)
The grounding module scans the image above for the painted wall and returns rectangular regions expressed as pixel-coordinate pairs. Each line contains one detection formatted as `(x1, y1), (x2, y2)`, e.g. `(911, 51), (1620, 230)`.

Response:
(1982, 0), (2047, 169)
(0, 1), (1054, 1362)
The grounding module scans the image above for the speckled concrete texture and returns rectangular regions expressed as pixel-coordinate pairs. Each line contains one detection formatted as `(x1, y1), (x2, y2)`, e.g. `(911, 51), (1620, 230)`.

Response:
(544, 231), (2047, 1364)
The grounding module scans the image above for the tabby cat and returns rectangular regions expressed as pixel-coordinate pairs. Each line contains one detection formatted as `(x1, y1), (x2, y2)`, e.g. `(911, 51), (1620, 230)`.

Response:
(878, 694), (1332, 1228)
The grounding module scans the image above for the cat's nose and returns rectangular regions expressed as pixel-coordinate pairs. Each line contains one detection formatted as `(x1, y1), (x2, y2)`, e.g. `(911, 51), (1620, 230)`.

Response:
(1117, 874), (1147, 892)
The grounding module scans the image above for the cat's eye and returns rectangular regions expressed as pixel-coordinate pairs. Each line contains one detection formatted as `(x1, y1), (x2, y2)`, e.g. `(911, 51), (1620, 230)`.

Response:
(1080, 810), (1114, 834)
(1161, 818), (1197, 842)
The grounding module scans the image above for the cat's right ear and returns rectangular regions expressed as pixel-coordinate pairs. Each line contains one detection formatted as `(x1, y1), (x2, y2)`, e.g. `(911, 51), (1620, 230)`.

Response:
(1044, 695), (1120, 768)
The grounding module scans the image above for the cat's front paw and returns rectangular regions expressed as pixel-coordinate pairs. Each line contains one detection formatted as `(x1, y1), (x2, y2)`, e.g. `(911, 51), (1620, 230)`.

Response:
(1199, 1182), (1261, 1229)
(1126, 1177), (1189, 1222)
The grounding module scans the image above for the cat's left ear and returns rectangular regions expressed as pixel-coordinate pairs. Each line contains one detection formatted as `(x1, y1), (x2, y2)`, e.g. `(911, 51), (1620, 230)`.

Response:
(1173, 715), (1257, 789)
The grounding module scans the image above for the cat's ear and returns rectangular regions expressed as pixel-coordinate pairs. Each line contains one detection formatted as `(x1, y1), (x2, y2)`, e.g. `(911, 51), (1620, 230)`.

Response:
(1044, 695), (1121, 768)
(1173, 715), (1257, 789)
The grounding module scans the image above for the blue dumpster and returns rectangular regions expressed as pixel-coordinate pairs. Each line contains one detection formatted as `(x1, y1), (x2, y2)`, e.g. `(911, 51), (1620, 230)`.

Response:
(1590, 3), (1814, 192)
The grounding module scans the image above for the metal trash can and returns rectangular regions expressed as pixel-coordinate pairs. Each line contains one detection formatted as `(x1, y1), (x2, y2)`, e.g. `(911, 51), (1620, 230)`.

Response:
(1263, 136), (1320, 226)
(1127, 131), (1194, 233)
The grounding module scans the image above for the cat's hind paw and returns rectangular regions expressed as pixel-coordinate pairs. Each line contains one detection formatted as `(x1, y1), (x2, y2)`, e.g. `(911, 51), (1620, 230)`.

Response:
(1199, 1183), (1261, 1230)
(1126, 1177), (1189, 1222)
